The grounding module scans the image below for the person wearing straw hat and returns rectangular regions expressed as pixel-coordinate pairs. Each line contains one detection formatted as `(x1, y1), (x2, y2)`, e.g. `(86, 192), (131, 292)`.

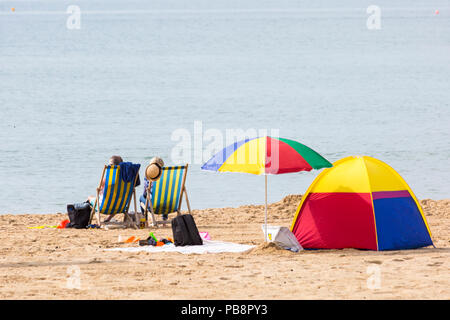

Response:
(139, 157), (166, 220)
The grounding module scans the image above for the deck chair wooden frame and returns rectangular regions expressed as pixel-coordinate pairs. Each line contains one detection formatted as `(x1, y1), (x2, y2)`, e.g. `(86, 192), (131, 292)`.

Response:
(141, 164), (192, 228)
(89, 164), (139, 226)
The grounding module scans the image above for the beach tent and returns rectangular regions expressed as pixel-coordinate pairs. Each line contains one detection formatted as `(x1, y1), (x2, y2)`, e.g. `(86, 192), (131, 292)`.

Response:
(290, 156), (433, 251)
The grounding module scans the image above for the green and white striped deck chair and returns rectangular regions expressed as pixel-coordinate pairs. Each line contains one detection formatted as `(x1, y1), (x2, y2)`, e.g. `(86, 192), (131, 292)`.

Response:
(90, 164), (140, 226)
(142, 164), (192, 227)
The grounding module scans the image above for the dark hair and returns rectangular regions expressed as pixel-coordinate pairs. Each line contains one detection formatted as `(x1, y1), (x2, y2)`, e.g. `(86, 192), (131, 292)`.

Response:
(109, 155), (123, 165)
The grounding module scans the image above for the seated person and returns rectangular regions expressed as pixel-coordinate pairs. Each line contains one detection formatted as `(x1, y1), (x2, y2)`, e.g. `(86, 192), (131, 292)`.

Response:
(87, 155), (123, 207)
(140, 157), (167, 220)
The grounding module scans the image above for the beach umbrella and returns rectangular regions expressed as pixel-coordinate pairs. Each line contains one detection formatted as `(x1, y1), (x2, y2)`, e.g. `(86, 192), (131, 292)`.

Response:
(201, 136), (332, 241)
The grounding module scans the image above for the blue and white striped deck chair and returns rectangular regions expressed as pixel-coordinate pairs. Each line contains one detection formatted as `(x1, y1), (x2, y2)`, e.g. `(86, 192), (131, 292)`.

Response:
(142, 164), (192, 227)
(90, 164), (140, 226)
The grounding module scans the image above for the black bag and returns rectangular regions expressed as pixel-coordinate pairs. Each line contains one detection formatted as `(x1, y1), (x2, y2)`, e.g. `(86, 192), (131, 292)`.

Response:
(171, 214), (203, 246)
(66, 201), (91, 229)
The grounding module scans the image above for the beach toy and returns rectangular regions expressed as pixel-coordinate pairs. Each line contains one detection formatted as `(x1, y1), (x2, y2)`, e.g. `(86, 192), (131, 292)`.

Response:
(291, 156), (434, 251)
(167, 237), (174, 243)
(155, 241), (164, 247)
(124, 236), (139, 243)
(57, 219), (70, 229)
(28, 225), (57, 229)
(199, 232), (211, 241)
(117, 234), (135, 243)
(149, 232), (158, 242)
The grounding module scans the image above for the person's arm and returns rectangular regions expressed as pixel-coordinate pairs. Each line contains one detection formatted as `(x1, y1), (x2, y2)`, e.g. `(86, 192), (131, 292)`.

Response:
(98, 178), (106, 195)
(149, 181), (153, 200)
(142, 178), (151, 198)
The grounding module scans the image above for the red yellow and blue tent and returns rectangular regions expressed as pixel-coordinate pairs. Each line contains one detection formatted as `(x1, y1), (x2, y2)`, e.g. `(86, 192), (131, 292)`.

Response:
(290, 156), (433, 250)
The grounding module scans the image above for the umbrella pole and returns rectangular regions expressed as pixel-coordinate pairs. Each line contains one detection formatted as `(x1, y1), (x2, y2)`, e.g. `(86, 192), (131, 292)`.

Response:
(264, 174), (268, 242)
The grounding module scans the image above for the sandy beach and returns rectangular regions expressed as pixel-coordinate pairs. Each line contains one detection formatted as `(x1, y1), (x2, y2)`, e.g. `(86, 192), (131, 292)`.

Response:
(0, 194), (448, 300)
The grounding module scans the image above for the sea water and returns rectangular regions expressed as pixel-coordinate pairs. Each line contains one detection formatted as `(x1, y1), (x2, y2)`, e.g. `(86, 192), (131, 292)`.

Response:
(0, 0), (449, 213)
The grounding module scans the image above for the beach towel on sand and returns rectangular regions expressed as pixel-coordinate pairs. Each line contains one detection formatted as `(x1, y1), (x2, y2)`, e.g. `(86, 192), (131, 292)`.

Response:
(105, 240), (255, 254)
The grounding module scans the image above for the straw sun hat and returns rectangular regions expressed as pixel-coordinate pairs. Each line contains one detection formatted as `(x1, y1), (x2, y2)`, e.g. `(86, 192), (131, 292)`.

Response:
(145, 157), (165, 181)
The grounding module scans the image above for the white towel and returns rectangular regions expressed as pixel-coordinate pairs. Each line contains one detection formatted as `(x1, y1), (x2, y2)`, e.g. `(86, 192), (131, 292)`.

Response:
(106, 240), (255, 254)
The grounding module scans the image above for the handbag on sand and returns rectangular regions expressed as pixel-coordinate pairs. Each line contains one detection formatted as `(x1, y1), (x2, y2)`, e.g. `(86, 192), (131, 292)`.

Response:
(171, 214), (203, 246)
(66, 201), (91, 229)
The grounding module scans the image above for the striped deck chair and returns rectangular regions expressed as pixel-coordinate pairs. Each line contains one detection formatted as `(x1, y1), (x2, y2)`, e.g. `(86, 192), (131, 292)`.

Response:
(141, 164), (192, 227)
(90, 164), (140, 226)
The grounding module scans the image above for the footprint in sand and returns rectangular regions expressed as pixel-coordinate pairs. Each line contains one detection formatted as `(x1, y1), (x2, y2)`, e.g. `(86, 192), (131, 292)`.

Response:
(88, 258), (102, 264)
(242, 273), (259, 278)
(224, 265), (243, 268)
(366, 260), (383, 264)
